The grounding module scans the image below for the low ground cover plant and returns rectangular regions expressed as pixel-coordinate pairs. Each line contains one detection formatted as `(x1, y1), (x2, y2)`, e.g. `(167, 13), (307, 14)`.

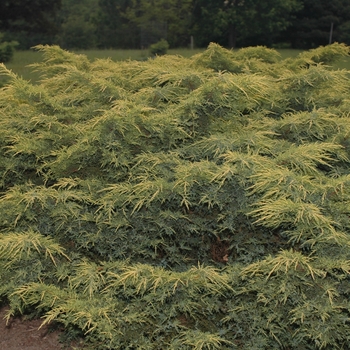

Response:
(0, 43), (350, 349)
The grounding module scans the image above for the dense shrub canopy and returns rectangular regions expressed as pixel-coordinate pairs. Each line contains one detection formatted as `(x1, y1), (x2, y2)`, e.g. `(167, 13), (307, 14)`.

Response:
(0, 43), (350, 349)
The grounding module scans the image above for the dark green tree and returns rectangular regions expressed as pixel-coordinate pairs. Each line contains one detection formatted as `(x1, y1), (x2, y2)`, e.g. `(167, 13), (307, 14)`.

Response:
(0, 0), (61, 33)
(56, 0), (99, 49)
(0, 0), (62, 49)
(338, 20), (350, 45)
(96, 0), (193, 48)
(192, 0), (302, 48)
(281, 0), (350, 48)
(95, 0), (140, 48)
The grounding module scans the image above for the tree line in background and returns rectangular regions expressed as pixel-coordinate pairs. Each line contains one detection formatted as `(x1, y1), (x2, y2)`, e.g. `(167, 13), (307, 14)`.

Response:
(0, 0), (350, 51)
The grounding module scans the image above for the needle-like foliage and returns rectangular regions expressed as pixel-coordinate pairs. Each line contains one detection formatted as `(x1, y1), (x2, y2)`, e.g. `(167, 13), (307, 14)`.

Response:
(0, 43), (350, 349)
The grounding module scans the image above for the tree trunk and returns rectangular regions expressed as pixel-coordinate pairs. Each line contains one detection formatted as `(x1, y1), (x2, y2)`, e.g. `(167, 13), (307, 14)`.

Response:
(228, 23), (237, 48)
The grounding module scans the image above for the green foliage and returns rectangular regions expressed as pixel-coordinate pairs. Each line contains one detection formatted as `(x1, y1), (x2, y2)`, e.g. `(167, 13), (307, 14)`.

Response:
(0, 43), (350, 349)
(0, 0), (61, 36)
(282, 0), (350, 48)
(338, 20), (350, 45)
(149, 39), (170, 56)
(0, 34), (18, 63)
(56, 0), (99, 49)
(192, 0), (303, 48)
(2, 0), (350, 50)
(98, 0), (193, 48)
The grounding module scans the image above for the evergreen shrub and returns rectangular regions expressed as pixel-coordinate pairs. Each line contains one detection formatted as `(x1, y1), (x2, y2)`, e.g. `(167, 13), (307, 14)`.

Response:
(0, 42), (350, 349)
(149, 38), (169, 56)
(0, 35), (18, 62)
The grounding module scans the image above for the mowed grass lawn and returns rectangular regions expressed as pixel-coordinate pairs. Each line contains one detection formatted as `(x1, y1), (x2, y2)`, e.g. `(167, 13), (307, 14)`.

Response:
(1, 47), (350, 86)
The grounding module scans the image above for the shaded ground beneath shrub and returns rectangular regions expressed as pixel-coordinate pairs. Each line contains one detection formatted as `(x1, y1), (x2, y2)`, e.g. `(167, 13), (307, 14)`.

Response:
(0, 306), (84, 350)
